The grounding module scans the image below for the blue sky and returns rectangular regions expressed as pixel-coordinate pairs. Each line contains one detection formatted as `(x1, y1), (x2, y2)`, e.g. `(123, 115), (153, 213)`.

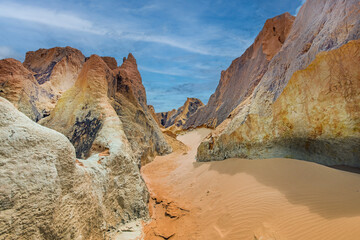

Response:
(0, 0), (304, 112)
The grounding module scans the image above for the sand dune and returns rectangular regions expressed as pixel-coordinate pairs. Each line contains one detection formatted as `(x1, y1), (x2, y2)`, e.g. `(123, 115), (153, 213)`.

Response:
(141, 128), (360, 240)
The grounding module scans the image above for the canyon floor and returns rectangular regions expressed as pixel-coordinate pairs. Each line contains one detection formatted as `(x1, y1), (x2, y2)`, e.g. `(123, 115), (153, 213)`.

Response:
(141, 128), (360, 240)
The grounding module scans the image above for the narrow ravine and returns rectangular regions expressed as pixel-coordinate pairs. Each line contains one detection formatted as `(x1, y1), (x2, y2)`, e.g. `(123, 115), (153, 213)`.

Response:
(141, 129), (360, 240)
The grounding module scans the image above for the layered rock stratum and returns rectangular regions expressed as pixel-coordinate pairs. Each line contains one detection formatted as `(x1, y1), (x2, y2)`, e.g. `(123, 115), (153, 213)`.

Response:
(197, 0), (360, 167)
(157, 98), (204, 133)
(184, 13), (295, 129)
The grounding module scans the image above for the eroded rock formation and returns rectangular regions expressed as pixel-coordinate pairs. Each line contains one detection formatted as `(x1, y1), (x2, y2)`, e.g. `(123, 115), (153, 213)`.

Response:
(197, 0), (360, 166)
(114, 53), (147, 108)
(0, 97), (148, 239)
(39, 54), (116, 158)
(101, 56), (118, 70)
(148, 105), (162, 126)
(112, 54), (171, 165)
(0, 47), (86, 121)
(40, 52), (170, 163)
(0, 46), (173, 238)
(184, 13), (295, 129)
(0, 58), (53, 121)
(23, 46), (85, 96)
(158, 98), (204, 132)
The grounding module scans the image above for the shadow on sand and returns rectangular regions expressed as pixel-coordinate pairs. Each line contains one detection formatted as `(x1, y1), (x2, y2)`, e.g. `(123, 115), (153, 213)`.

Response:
(193, 157), (360, 219)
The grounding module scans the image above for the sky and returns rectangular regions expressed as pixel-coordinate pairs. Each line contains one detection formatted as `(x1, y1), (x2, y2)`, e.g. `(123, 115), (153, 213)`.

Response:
(0, 0), (305, 112)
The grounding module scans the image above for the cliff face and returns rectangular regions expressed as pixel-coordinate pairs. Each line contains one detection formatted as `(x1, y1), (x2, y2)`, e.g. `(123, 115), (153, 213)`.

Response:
(184, 13), (295, 129)
(36, 55), (149, 234)
(101, 56), (118, 70)
(0, 96), (146, 239)
(148, 105), (161, 126)
(23, 46), (85, 96)
(1, 48), (172, 238)
(112, 54), (171, 165)
(197, 0), (360, 167)
(114, 53), (147, 108)
(0, 46), (86, 121)
(0, 58), (53, 121)
(158, 98), (204, 128)
(40, 55), (116, 158)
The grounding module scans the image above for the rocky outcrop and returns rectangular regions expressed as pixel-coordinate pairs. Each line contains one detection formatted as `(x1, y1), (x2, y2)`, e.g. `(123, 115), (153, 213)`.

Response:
(39, 55), (115, 158)
(101, 56), (118, 70)
(184, 13), (295, 129)
(114, 53), (147, 109)
(157, 109), (177, 127)
(0, 47), (85, 122)
(148, 105), (162, 126)
(197, 0), (360, 167)
(23, 46), (85, 99)
(0, 97), (147, 239)
(0, 58), (53, 121)
(1, 49), (172, 239)
(40, 52), (170, 163)
(158, 98), (204, 132)
(112, 54), (171, 165)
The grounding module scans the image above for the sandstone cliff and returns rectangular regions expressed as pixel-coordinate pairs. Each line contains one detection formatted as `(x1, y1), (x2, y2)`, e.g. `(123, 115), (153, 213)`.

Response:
(101, 56), (118, 70)
(0, 97), (147, 239)
(148, 105), (162, 126)
(40, 52), (170, 163)
(184, 13), (295, 129)
(23, 46), (85, 98)
(0, 58), (53, 121)
(1, 48), (172, 239)
(39, 55), (117, 158)
(0, 46), (86, 121)
(197, 0), (360, 167)
(114, 53), (147, 108)
(158, 97), (204, 132)
(112, 54), (171, 165)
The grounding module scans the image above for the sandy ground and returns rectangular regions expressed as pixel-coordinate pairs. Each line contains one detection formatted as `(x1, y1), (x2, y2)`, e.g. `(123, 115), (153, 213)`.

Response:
(141, 128), (360, 240)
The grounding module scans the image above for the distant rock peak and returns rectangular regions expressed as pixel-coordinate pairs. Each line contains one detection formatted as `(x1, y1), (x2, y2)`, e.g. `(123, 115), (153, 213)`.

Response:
(122, 53), (137, 66)
(157, 98), (204, 133)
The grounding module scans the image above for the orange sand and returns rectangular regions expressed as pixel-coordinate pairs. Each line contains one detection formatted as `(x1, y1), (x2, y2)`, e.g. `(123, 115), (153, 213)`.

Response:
(141, 128), (360, 240)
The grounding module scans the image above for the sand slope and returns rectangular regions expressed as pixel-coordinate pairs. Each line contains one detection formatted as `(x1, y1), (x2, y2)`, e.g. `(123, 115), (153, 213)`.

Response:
(141, 129), (360, 240)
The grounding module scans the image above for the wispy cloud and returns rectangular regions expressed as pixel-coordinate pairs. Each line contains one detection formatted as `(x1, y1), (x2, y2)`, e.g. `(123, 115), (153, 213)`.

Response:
(0, 2), (103, 34)
(0, 2), (249, 57)
(122, 33), (215, 56)
(139, 66), (191, 77)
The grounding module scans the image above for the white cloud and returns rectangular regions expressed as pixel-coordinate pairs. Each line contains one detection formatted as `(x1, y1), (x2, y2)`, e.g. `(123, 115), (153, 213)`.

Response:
(121, 33), (213, 56)
(0, 2), (104, 34)
(0, 2), (250, 57)
(139, 66), (191, 77)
